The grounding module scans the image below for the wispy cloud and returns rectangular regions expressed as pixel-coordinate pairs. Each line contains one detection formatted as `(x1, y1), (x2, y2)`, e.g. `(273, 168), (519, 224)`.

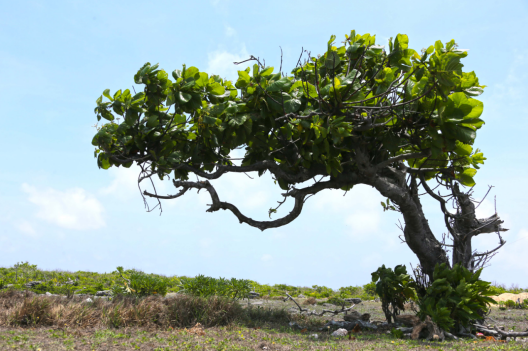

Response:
(22, 184), (105, 230)
(206, 46), (250, 82)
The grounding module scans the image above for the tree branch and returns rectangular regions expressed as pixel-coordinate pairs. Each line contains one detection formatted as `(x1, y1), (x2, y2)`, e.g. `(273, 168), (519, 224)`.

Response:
(143, 177), (353, 231)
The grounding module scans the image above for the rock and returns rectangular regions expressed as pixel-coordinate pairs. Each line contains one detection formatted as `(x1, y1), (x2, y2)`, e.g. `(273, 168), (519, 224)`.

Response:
(410, 315), (444, 341)
(343, 311), (370, 322)
(83, 298), (93, 303)
(24, 281), (42, 288)
(395, 327), (414, 333)
(95, 290), (112, 297)
(331, 328), (348, 337)
(309, 334), (318, 339)
(248, 291), (260, 299)
(395, 315), (421, 327)
(344, 298), (362, 304)
(343, 311), (362, 321)
(298, 294), (306, 298)
(360, 313), (371, 322)
(45, 292), (53, 296)
(324, 319), (378, 331)
(93, 296), (110, 300)
(322, 303), (336, 308)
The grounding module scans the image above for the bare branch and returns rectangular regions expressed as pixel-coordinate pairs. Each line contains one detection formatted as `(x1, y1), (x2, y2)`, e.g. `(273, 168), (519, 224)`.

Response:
(144, 177), (353, 231)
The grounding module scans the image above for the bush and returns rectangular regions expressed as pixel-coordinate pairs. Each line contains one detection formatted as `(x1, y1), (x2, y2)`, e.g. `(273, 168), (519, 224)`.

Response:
(504, 299), (517, 309)
(363, 282), (377, 296)
(371, 264), (416, 323)
(326, 296), (347, 307)
(417, 263), (497, 332)
(112, 267), (169, 297)
(179, 275), (251, 300)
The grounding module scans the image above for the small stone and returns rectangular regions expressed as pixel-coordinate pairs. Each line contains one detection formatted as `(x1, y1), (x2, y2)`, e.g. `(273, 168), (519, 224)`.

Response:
(331, 328), (348, 337)
(84, 298), (93, 303)
(95, 290), (112, 297)
(24, 281), (42, 288)
(45, 292), (52, 296)
(344, 298), (362, 304)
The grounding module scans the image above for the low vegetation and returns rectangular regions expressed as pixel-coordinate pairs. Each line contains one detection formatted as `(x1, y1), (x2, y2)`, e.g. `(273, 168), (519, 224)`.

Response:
(1, 262), (528, 350)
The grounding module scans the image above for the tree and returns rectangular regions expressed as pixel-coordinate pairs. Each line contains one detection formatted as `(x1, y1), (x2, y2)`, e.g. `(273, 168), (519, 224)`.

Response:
(91, 30), (506, 278)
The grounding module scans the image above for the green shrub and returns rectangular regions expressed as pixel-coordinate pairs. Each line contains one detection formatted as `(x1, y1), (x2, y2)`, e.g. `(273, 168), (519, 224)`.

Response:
(504, 299), (517, 309)
(488, 284), (506, 296)
(363, 282), (377, 296)
(417, 263), (497, 332)
(179, 275), (251, 300)
(371, 264), (416, 324)
(325, 296), (347, 307)
(112, 267), (169, 297)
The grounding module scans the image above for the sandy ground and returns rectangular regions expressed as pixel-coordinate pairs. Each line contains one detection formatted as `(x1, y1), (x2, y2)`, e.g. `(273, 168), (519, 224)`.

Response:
(491, 292), (528, 302)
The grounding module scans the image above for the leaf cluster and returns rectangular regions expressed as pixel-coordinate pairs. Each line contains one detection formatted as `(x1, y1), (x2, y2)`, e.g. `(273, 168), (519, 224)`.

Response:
(91, 30), (488, 191)
(178, 274), (252, 300)
(371, 264), (416, 323)
(416, 263), (497, 332)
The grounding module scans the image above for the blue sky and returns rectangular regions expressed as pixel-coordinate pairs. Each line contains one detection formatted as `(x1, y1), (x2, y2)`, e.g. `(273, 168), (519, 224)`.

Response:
(1, 0), (527, 290)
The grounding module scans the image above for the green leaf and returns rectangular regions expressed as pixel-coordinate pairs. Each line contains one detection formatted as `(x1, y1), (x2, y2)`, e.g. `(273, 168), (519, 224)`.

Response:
(125, 109), (139, 126)
(103, 89), (113, 101)
(183, 66), (199, 79)
(207, 82), (226, 95)
(325, 51), (340, 69)
(172, 69), (182, 80)
(202, 115), (217, 125)
(260, 66), (274, 76)
(228, 114), (248, 126)
(267, 77), (293, 92)
(166, 91), (176, 106)
(457, 168), (477, 186)
(236, 71), (251, 88)
(435, 40), (444, 54)
(454, 141), (472, 156)
(147, 115), (159, 128)
(178, 92), (192, 103)
(195, 72), (209, 88)
(412, 77), (429, 96)
(284, 98), (301, 113)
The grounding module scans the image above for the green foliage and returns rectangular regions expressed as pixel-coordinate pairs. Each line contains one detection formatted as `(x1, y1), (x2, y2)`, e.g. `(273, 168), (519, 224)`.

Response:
(416, 263), (497, 332)
(112, 267), (169, 297)
(504, 299), (517, 308)
(488, 284), (506, 296)
(390, 328), (404, 339)
(92, 31), (488, 196)
(371, 264), (416, 323)
(363, 282), (377, 296)
(326, 296), (347, 307)
(179, 275), (251, 300)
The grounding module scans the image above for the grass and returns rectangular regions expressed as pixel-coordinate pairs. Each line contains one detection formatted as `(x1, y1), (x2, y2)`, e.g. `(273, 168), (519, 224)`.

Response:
(2, 263), (528, 349)
(0, 289), (528, 350)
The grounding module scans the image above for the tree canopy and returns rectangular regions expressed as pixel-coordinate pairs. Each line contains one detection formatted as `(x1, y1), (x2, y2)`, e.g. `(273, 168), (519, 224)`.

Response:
(92, 31), (498, 277)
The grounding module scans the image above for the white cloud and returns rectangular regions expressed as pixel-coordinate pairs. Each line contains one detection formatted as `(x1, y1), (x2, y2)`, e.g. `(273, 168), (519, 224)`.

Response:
(345, 211), (380, 237)
(15, 221), (38, 237)
(22, 184), (105, 231)
(312, 185), (383, 237)
(206, 46), (251, 82)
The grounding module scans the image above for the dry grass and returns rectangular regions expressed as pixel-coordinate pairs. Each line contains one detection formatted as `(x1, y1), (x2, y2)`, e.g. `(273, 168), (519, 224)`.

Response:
(302, 297), (317, 305)
(0, 289), (244, 330)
